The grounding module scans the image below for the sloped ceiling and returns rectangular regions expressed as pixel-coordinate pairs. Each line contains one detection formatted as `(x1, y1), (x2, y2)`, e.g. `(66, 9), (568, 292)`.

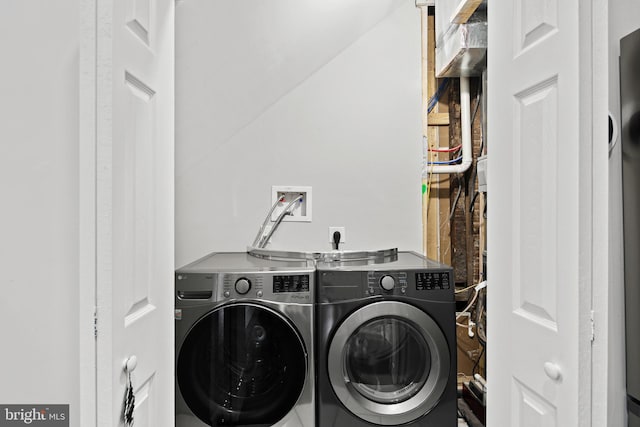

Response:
(176, 0), (405, 174)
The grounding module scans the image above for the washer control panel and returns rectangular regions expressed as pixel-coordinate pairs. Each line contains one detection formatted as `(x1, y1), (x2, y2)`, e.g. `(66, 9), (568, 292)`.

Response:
(221, 272), (312, 303)
(223, 275), (264, 298)
(273, 274), (310, 293)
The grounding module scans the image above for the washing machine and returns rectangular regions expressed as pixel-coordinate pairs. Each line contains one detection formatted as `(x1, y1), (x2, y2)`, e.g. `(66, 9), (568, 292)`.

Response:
(315, 251), (456, 426)
(175, 252), (315, 427)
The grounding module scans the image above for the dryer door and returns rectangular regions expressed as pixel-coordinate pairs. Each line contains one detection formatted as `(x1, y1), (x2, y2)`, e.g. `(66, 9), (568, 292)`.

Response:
(177, 302), (307, 426)
(327, 300), (450, 425)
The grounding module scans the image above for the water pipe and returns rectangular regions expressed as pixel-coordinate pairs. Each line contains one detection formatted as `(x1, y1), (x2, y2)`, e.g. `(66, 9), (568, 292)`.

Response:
(257, 194), (304, 248)
(423, 76), (473, 175)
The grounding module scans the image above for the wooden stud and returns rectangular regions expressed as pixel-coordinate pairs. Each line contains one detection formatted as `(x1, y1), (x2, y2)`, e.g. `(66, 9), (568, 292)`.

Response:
(450, 0), (483, 25)
(422, 10), (451, 263)
(427, 113), (450, 126)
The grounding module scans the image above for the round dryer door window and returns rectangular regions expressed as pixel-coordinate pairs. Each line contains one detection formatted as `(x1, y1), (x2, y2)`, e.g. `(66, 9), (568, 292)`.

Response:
(177, 303), (307, 426)
(328, 301), (450, 425)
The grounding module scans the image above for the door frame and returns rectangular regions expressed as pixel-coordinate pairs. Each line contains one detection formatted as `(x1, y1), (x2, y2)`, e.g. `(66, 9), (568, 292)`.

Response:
(589, 0), (610, 425)
(79, 0), (98, 425)
(78, 1), (610, 426)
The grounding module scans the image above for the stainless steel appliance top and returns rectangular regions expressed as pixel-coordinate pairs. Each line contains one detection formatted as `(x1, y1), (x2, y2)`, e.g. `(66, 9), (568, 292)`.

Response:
(316, 251), (450, 272)
(177, 251), (314, 274)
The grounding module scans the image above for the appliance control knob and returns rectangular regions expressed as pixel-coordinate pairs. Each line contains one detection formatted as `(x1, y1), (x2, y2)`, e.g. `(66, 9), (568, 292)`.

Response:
(235, 278), (251, 295)
(380, 275), (395, 291)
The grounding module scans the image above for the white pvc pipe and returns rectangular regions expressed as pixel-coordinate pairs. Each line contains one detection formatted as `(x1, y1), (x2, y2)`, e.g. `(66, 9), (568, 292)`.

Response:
(423, 76), (473, 175)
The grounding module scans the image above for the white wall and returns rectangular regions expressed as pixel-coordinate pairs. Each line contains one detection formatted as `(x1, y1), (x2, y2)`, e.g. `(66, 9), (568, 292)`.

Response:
(0, 0), (79, 422)
(175, 0), (423, 267)
(608, 1), (640, 425)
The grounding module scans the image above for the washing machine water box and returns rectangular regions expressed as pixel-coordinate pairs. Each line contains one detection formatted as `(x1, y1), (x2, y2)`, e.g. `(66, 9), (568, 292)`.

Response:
(175, 252), (315, 427)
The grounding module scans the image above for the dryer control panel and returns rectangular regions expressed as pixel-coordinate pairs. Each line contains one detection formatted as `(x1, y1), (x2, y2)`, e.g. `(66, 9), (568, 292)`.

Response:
(365, 270), (451, 295)
(317, 268), (453, 302)
(366, 271), (408, 295)
(416, 271), (451, 290)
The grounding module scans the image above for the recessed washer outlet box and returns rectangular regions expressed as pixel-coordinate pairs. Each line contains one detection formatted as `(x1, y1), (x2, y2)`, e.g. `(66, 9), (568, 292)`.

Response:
(271, 186), (312, 222)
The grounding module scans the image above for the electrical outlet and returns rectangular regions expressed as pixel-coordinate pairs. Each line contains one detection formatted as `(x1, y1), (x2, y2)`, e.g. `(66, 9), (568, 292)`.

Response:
(271, 186), (312, 222)
(328, 227), (346, 243)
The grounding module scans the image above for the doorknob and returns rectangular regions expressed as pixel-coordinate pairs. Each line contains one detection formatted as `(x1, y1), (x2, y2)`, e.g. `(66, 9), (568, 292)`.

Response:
(124, 355), (138, 373)
(543, 362), (562, 381)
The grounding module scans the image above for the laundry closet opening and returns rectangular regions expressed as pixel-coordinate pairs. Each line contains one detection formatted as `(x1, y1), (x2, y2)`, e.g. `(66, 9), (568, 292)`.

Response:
(175, 1), (485, 426)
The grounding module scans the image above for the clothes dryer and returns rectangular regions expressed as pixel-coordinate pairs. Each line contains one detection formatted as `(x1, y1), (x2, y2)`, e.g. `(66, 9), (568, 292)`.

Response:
(315, 251), (456, 426)
(175, 252), (315, 427)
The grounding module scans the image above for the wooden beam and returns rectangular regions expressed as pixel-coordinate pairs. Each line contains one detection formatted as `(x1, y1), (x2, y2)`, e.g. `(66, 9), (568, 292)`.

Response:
(427, 113), (450, 126)
(422, 9), (451, 262)
(450, 0), (483, 24)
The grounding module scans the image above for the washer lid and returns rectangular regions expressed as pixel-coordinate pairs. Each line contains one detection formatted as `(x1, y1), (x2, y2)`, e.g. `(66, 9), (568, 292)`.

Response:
(177, 303), (307, 426)
(327, 301), (450, 425)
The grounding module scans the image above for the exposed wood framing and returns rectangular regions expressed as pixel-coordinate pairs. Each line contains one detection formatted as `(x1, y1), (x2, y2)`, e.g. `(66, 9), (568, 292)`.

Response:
(422, 8), (451, 264)
(427, 113), (450, 126)
(450, 0), (483, 24)
(421, 6), (485, 377)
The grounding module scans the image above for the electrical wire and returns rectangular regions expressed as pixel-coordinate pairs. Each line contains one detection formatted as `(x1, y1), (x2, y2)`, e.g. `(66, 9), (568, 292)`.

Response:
(430, 144), (462, 153)
(456, 290), (479, 321)
(456, 319), (473, 327)
(469, 191), (480, 213)
(456, 281), (486, 321)
(449, 179), (463, 223)
(470, 84), (481, 127)
(472, 346), (485, 375)
(427, 78), (450, 113)
(425, 158), (434, 219)
(455, 283), (477, 294)
(428, 155), (463, 165)
(424, 133), (437, 253)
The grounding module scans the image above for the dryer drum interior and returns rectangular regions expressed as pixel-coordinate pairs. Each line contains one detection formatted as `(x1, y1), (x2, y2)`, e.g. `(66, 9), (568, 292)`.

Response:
(345, 317), (431, 404)
(177, 303), (307, 426)
(328, 301), (450, 425)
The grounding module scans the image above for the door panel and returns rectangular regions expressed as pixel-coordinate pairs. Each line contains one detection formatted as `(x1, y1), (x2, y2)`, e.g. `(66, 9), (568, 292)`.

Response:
(488, 0), (595, 425)
(126, 0), (152, 46)
(512, 76), (559, 332)
(512, 378), (557, 427)
(96, 0), (174, 426)
(514, 0), (558, 55)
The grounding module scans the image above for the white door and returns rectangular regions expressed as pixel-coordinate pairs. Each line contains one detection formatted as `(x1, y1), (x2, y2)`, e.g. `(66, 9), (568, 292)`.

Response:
(487, 0), (605, 425)
(93, 0), (175, 426)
